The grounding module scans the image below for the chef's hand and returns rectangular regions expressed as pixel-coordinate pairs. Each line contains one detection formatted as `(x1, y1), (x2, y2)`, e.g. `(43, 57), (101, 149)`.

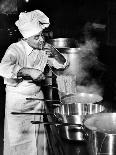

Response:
(43, 43), (54, 57)
(44, 43), (66, 64)
(17, 68), (45, 81)
(30, 69), (45, 81)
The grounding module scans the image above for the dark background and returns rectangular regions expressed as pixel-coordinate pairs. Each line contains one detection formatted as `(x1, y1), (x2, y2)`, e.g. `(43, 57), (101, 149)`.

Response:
(0, 0), (115, 62)
(0, 0), (116, 122)
(0, 0), (116, 153)
(0, 0), (115, 117)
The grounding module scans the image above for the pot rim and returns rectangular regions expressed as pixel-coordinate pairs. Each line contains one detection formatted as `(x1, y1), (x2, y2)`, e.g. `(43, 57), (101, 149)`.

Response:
(84, 112), (116, 134)
(61, 93), (103, 104)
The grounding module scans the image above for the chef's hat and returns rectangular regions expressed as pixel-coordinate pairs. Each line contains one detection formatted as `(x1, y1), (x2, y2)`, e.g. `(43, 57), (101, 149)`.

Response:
(15, 10), (50, 38)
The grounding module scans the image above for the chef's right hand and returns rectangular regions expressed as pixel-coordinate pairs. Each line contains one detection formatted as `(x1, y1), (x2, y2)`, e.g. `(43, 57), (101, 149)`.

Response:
(30, 69), (45, 81)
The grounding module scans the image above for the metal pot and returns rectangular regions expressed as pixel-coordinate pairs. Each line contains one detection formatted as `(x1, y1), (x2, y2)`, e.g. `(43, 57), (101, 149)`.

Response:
(61, 93), (103, 104)
(54, 93), (104, 141)
(47, 38), (78, 48)
(84, 113), (116, 155)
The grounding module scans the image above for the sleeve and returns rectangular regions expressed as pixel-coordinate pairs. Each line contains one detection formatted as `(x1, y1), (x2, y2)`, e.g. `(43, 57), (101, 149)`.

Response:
(48, 56), (69, 69)
(0, 45), (22, 79)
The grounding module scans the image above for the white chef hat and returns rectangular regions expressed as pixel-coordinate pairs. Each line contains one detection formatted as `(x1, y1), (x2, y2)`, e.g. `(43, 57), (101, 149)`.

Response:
(15, 10), (50, 38)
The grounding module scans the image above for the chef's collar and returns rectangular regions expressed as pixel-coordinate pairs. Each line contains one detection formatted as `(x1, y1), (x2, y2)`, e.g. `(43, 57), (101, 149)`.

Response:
(22, 39), (34, 55)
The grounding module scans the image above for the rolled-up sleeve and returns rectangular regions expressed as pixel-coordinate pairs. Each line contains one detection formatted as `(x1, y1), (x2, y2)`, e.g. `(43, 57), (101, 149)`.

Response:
(0, 47), (22, 79)
(48, 56), (69, 69)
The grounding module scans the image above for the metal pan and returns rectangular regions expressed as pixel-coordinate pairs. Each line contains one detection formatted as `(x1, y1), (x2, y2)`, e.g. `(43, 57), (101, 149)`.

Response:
(47, 38), (78, 48)
(61, 93), (103, 104)
(53, 93), (104, 141)
(84, 113), (116, 155)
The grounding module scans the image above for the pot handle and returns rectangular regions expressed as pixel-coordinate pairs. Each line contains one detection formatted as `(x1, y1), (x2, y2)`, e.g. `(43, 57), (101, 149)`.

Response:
(60, 123), (88, 141)
(31, 121), (84, 127)
(82, 126), (89, 141)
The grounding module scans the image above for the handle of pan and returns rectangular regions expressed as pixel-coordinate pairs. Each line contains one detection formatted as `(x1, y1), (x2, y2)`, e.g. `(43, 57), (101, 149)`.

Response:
(26, 98), (45, 101)
(26, 98), (62, 105)
(26, 98), (60, 101)
(31, 121), (84, 127)
(11, 112), (55, 115)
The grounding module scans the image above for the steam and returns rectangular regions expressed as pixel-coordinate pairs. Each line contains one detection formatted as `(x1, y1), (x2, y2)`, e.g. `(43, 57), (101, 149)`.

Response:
(75, 39), (105, 96)
(0, 0), (18, 14)
(76, 80), (103, 96)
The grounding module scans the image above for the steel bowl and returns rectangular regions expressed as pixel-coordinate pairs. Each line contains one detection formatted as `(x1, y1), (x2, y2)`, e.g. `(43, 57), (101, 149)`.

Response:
(54, 102), (105, 125)
(54, 93), (104, 141)
(84, 113), (116, 155)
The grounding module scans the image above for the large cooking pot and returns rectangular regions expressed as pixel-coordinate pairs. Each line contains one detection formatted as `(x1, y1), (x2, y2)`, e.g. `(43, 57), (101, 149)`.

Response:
(47, 38), (78, 48)
(54, 93), (104, 141)
(61, 93), (103, 104)
(84, 113), (116, 155)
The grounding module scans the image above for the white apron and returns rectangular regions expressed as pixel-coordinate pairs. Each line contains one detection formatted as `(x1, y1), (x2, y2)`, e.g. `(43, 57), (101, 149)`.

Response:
(3, 81), (48, 155)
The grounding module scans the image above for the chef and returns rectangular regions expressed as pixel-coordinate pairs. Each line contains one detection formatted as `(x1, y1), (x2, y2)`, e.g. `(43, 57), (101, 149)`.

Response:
(0, 10), (67, 155)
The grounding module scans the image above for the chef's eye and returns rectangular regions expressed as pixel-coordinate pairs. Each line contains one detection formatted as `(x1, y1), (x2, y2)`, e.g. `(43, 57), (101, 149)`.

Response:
(34, 35), (40, 40)
(34, 34), (44, 40)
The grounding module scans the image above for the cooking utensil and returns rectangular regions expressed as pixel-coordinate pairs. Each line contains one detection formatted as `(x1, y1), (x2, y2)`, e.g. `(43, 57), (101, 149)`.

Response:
(26, 98), (60, 102)
(61, 93), (103, 104)
(31, 121), (82, 126)
(26, 98), (61, 107)
(11, 111), (83, 127)
(53, 93), (104, 141)
(11, 112), (54, 115)
(54, 102), (105, 117)
(52, 48), (81, 76)
(47, 38), (80, 75)
(54, 102), (105, 141)
(84, 113), (116, 155)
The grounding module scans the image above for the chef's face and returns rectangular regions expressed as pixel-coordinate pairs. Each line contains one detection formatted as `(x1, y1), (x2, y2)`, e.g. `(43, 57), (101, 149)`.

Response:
(25, 31), (45, 49)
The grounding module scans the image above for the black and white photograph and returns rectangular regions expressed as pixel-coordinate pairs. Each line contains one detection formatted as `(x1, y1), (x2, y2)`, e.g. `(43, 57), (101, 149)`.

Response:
(0, 0), (116, 155)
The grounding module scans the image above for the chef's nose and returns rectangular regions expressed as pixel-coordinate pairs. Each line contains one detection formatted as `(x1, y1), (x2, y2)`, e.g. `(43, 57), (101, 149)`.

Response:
(39, 35), (44, 41)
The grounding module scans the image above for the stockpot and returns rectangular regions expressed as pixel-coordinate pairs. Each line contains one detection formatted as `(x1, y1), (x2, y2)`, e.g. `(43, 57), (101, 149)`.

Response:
(54, 93), (104, 141)
(61, 93), (103, 104)
(84, 113), (116, 155)
(47, 38), (78, 48)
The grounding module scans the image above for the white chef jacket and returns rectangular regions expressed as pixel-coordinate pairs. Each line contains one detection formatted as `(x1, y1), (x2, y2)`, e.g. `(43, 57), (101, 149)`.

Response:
(0, 39), (67, 155)
(0, 39), (67, 86)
